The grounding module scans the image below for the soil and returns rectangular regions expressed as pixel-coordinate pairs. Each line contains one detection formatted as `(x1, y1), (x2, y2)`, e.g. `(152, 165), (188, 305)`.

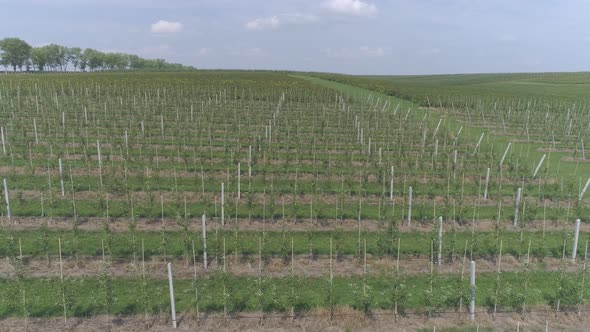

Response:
(1, 308), (589, 331)
(1, 216), (579, 233)
(0, 255), (579, 279)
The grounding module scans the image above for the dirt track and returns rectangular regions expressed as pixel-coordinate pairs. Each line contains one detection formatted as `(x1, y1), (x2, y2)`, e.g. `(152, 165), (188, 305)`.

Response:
(1, 308), (589, 331)
(0, 255), (580, 279)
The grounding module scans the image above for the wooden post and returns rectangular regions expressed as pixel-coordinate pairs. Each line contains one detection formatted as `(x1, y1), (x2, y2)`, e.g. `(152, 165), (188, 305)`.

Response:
(167, 262), (177, 328)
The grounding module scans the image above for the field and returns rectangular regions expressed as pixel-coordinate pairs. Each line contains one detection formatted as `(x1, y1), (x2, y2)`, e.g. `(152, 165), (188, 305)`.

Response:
(1, 71), (590, 331)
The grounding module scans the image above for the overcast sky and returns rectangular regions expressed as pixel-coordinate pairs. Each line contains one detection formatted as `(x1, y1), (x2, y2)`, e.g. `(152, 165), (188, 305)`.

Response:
(1, 0), (589, 75)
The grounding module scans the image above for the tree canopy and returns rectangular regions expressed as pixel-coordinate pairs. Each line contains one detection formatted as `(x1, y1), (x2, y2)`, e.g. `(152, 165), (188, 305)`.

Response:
(0, 37), (195, 72)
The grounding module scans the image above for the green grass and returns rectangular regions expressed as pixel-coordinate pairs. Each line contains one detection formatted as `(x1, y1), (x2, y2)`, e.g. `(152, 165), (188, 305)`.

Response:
(0, 270), (584, 317)
(0, 228), (584, 259)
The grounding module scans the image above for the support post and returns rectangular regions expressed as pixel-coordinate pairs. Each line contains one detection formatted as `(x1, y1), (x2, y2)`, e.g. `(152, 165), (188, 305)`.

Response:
(573, 219), (581, 261)
(167, 262), (177, 328)
(470, 260), (476, 321)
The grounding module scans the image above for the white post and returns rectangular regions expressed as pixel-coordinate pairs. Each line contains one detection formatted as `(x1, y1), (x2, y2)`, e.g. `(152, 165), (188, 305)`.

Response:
(237, 163), (241, 200)
(572, 219), (581, 261)
(434, 139), (438, 161)
(59, 158), (65, 197)
(579, 177), (590, 201)
(500, 142), (512, 167)
(33, 118), (39, 144)
(408, 186), (413, 225)
(484, 168), (490, 200)
(438, 217), (443, 266)
(469, 260), (475, 321)
(433, 118), (442, 138)
(221, 183), (225, 226)
(248, 145), (252, 177)
(1, 126), (5, 156)
(582, 139), (586, 161)
(453, 150), (458, 179)
(97, 140), (102, 167)
(513, 188), (522, 227)
(390, 166), (394, 200)
(167, 262), (177, 328)
(202, 214), (207, 269)
(532, 154), (546, 178)
(3, 178), (10, 222)
(473, 132), (484, 154)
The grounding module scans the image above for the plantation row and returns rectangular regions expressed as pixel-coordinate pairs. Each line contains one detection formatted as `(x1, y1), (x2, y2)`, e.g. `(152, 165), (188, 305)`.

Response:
(0, 228), (586, 260)
(1, 71), (589, 327)
(0, 271), (587, 318)
(312, 73), (590, 148)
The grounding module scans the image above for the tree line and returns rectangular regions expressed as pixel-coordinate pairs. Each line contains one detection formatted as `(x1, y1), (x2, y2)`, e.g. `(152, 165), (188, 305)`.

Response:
(0, 37), (195, 72)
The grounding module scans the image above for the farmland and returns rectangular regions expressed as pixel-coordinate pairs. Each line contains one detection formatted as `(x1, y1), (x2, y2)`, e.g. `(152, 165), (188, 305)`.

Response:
(1, 70), (590, 330)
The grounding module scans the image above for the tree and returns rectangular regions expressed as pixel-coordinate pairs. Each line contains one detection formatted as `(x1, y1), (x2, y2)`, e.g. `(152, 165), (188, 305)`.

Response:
(68, 47), (82, 71)
(44, 44), (69, 71)
(0, 37), (32, 71)
(84, 48), (104, 71)
(31, 47), (49, 71)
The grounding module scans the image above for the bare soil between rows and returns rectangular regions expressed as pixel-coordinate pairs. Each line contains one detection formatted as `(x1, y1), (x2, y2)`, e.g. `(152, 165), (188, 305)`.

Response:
(1, 307), (589, 331)
(2, 216), (578, 233)
(0, 255), (579, 279)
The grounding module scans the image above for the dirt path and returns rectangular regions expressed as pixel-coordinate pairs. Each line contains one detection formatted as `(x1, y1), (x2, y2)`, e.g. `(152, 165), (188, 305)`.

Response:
(2, 216), (577, 233)
(1, 308), (589, 331)
(0, 255), (578, 279)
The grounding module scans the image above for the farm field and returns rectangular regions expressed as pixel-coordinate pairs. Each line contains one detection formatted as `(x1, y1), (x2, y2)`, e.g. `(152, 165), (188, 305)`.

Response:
(1, 70), (590, 331)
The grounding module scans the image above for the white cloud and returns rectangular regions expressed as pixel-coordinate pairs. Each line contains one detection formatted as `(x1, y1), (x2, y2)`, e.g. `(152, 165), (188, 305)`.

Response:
(230, 47), (267, 57)
(245, 16), (281, 30)
(321, 46), (390, 58)
(150, 20), (184, 33)
(324, 0), (377, 16)
(197, 48), (212, 56)
(245, 13), (317, 31)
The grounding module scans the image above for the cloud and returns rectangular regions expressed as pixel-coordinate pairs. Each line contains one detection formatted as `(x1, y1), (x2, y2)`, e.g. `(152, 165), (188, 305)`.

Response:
(197, 47), (212, 56)
(150, 20), (184, 33)
(229, 47), (267, 57)
(324, 0), (377, 16)
(321, 46), (390, 58)
(245, 16), (280, 30)
(245, 13), (317, 31)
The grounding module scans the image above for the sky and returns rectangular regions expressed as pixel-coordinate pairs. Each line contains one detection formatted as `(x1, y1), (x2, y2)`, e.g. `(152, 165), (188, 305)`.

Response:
(1, 0), (589, 75)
